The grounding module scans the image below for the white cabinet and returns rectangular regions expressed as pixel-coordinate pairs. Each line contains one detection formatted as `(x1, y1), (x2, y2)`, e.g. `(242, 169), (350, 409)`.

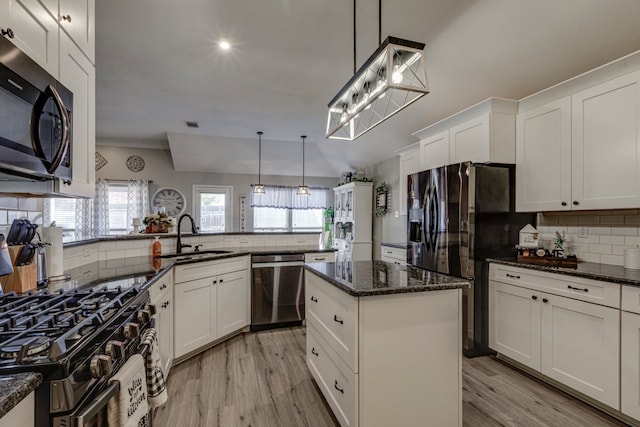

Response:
(621, 285), (640, 421)
(0, 0), (59, 76)
(379, 245), (406, 265)
(488, 281), (540, 370)
(412, 98), (517, 170)
(149, 269), (173, 376)
(58, 32), (95, 197)
(397, 143), (420, 216)
(489, 263), (621, 409)
(0, 391), (34, 427)
(174, 256), (250, 360)
(420, 130), (449, 171)
(333, 182), (372, 261)
(516, 97), (572, 212)
(58, 0), (94, 63)
(306, 271), (463, 427)
(517, 71), (640, 212)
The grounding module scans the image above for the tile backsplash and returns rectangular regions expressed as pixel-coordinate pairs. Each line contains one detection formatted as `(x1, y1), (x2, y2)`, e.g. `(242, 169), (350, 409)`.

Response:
(0, 197), (43, 233)
(537, 210), (640, 266)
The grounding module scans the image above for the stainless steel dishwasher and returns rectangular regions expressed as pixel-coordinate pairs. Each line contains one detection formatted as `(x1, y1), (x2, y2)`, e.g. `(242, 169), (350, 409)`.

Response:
(251, 253), (305, 331)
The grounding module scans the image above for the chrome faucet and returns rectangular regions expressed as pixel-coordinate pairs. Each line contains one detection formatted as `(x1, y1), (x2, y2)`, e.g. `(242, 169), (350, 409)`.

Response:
(176, 213), (197, 253)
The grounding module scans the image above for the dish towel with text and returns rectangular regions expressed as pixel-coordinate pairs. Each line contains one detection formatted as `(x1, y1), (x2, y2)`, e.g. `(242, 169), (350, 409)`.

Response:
(141, 328), (167, 408)
(107, 354), (149, 427)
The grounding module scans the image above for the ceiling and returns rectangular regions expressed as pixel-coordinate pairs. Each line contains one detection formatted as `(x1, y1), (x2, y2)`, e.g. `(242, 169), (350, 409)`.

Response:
(95, 0), (640, 178)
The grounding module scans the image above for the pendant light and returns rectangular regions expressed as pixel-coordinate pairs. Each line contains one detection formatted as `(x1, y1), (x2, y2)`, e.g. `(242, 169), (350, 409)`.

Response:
(253, 131), (265, 195)
(326, 0), (429, 141)
(297, 135), (310, 196)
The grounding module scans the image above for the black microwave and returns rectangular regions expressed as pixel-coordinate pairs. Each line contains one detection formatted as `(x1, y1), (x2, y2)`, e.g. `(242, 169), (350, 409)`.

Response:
(0, 36), (72, 182)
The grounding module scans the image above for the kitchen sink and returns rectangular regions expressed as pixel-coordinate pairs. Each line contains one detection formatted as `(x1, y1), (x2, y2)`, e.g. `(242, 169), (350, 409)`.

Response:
(158, 250), (232, 262)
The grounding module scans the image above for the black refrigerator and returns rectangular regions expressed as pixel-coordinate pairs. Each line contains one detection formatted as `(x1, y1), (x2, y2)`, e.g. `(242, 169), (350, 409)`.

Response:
(407, 162), (536, 357)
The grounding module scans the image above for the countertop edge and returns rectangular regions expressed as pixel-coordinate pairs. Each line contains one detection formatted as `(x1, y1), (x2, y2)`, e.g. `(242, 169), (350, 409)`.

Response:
(487, 258), (640, 287)
(0, 372), (42, 419)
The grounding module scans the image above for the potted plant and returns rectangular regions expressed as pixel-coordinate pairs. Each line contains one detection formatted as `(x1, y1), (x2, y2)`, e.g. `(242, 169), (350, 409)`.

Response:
(143, 212), (174, 233)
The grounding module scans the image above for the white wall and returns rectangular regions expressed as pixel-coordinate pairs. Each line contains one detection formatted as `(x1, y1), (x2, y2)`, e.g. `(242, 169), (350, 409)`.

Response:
(96, 144), (338, 231)
(371, 156), (407, 259)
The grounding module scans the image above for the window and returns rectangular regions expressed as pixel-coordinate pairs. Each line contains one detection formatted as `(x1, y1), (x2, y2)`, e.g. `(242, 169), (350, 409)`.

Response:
(193, 185), (233, 232)
(254, 208), (324, 232)
(48, 198), (77, 239)
(107, 183), (129, 234)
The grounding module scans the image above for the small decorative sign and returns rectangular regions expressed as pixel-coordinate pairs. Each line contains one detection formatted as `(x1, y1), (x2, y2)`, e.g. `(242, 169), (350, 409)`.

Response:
(95, 152), (108, 171)
(519, 224), (539, 248)
(375, 182), (389, 217)
(239, 195), (246, 232)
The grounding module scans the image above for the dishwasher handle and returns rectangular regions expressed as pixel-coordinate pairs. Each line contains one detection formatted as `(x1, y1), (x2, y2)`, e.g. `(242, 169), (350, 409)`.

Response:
(252, 261), (306, 268)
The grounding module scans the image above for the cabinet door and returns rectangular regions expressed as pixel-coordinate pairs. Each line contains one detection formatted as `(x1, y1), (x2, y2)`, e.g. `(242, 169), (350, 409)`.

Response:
(516, 97), (572, 212)
(58, 33), (95, 197)
(1, 0), (59, 76)
(420, 130), (449, 171)
(216, 270), (249, 338)
(159, 290), (174, 375)
(398, 147), (420, 215)
(449, 113), (490, 163)
(572, 71), (640, 210)
(345, 189), (353, 220)
(540, 293), (620, 408)
(622, 311), (640, 421)
(58, 0), (94, 62)
(174, 277), (216, 358)
(488, 281), (541, 370)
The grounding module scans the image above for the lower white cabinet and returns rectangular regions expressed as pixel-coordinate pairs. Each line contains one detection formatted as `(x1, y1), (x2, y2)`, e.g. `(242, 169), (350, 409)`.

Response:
(489, 264), (620, 409)
(622, 311), (640, 420)
(0, 391), (34, 427)
(379, 245), (406, 265)
(150, 269), (174, 376)
(174, 256), (250, 359)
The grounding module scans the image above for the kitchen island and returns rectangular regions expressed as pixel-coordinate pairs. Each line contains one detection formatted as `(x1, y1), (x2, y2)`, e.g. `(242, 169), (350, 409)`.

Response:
(304, 261), (469, 427)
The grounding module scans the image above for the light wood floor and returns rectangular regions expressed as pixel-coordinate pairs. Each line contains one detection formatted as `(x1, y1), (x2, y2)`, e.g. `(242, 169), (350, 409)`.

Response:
(154, 327), (627, 427)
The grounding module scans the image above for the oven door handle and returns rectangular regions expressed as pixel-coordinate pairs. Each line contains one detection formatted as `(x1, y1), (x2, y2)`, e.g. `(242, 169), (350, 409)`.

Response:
(251, 261), (305, 268)
(72, 382), (119, 427)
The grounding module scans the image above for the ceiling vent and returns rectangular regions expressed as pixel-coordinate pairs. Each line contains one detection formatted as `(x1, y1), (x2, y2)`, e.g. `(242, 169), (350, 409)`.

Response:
(185, 121), (199, 128)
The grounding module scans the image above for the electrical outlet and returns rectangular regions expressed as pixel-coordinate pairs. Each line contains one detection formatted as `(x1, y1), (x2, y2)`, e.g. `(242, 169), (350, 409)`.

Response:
(578, 226), (588, 238)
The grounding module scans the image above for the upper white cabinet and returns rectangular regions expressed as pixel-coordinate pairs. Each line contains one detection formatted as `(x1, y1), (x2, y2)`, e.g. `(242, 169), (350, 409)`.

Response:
(412, 98), (518, 171)
(517, 67), (640, 211)
(58, 0), (94, 63)
(333, 182), (372, 261)
(58, 32), (95, 197)
(396, 143), (420, 216)
(0, 0), (60, 76)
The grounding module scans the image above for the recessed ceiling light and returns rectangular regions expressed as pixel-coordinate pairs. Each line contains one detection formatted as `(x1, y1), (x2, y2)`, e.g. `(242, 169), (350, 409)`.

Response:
(219, 40), (231, 50)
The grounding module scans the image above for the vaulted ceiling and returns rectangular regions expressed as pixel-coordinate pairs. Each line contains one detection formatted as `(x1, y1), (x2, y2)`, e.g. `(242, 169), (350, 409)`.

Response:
(95, 0), (640, 177)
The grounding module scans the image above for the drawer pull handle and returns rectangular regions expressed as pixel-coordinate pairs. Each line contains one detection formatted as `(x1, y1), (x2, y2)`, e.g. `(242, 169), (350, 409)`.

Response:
(315, 257), (325, 261)
(543, 298), (549, 303)
(506, 274), (520, 279)
(333, 315), (344, 325)
(531, 295), (538, 300)
(567, 285), (588, 292)
(160, 284), (167, 290)
(311, 348), (319, 357)
(310, 296), (318, 303)
(334, 380), (344, 394)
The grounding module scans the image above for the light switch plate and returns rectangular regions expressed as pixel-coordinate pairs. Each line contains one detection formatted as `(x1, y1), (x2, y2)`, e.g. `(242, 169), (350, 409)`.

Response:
(578, 226), (588, 238)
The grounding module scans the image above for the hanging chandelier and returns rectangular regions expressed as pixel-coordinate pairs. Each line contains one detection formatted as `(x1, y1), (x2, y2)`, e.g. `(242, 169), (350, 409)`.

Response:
(325, 1), (429, 141)
(297, 135), (310, 196)
(253, 131), (265, 195)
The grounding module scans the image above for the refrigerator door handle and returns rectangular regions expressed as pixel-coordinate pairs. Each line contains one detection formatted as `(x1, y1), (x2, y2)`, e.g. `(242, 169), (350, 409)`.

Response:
(423, 185), (431, 251)
(431, 185), (439, 252)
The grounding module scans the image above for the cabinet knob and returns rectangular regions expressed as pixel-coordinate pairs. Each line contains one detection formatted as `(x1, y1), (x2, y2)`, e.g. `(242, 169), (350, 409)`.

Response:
(310, 296), (318, 303)
(561, 201), (567, 207)
(573, 201), (579, 206)
(333, 315), (344, 325)
(334, 380), (344, 394)
(1, 28), (15, 39)
(531, 295), (538, 300)
(542, 298), (549, 303)
(311, 347), (319, 357)
(61, 14), (72, 22)
(219, 278), (223, 283)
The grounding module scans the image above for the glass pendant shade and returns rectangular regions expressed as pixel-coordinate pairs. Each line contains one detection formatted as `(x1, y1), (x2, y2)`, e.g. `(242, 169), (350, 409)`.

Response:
(298, 135), (310, 196)
(326, 36), (429, 141)
(253, 131), (265, 195)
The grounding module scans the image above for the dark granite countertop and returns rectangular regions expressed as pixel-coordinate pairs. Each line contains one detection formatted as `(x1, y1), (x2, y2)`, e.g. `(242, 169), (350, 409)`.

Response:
(381, 242), (408, 249)
(0, 373), (42, 418)
(304, 261), (469, 297)
(488, 258), (640, 287)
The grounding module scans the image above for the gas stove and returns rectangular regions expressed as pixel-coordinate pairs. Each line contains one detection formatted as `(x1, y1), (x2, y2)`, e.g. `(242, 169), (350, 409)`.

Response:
(0, 272), (157, 427)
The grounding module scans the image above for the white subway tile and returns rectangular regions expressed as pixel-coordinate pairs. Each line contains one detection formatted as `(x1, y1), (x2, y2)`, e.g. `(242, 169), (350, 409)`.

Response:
(599, 235), (625, 245)
(540, 215), (559, 225)
(557, 216), (578, 225)
(124, 248), (142, 258)
(578, 216), (600, 225)
(578, 252), (601, 263)
(589, 226), (611, 236)
(600, 215), (625, 225)
(611, 226), (639, 236)
(625, 236), (640, 246)
(588, 244), (612, 254)
(600, 254), (624, 266)
(613, 245), (627, 256)
(625, 215), (640, 225)
(115, 240), (134, 249)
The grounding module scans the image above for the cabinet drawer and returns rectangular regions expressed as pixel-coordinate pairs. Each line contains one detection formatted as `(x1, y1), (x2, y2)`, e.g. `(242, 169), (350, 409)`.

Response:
(306, 272), (358, 371)
(622, 285), (640, 315)
(490, 264), (620, 308)
(305, 252), (336, 263)
(380, 245), (406, 263)
(174, 256), (248, 283)
(149, 269), (173, 301)
(307, 324), (358, 427)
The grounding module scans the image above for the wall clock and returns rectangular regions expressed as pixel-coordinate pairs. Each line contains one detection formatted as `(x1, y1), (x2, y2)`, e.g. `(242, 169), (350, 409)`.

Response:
(151, 187), (186, 217)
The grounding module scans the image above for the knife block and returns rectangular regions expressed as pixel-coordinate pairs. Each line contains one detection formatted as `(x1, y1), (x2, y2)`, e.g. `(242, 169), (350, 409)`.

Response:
(2, 246), (37, 294)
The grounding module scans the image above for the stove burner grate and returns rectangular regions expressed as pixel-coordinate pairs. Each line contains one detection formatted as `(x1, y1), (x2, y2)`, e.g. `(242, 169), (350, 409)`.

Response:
(0, 335), (51, 361)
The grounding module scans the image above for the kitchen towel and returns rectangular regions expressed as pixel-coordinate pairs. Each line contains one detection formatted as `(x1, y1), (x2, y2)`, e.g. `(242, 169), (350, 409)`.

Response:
(141, 328), (167, 408)
(107, 354), (150, 427)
